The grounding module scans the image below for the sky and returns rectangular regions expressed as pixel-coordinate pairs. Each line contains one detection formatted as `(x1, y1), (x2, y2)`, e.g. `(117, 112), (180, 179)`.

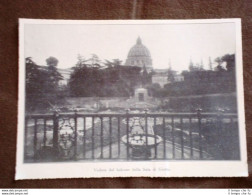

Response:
(24, 22), (236, 71)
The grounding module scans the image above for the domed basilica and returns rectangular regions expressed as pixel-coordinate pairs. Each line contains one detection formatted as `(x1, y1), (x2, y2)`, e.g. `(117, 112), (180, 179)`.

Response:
(125, 37), (153, 72)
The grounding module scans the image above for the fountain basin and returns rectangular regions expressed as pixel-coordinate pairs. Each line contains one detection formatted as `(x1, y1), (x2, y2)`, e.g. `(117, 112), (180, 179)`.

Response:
(121, 134), (162, 159)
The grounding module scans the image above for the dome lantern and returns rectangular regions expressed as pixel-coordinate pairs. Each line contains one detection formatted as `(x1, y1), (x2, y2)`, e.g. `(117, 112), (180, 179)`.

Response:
(136, 36), (142, 45)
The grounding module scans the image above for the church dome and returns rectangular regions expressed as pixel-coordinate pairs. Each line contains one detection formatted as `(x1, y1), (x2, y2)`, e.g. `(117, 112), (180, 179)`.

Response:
(128, 38), (151, 57)
(125, 37), (153, 71)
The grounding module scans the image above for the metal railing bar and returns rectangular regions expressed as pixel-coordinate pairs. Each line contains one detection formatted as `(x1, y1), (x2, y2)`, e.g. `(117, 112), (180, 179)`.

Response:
(83, 117), (86, 159)
(33, 118), (37, 161)
(109, 117), (112, 159)
(172, 116), (175, 159)
(189, 117), (193, 159)
(154, 117), (157, 159)
(163, 117), (166, 159)
(92, 117), (95, 159)
(198, 114), (203, 160)
(126, 111), (129, 160)
(100, 117), (103, 159)
(145, 111), (148, 159)
(219, 113), (224, 159)
(52, 112), (59, 149)
(180, 117), (184, 159)
(26, 112), (238, 119)
(74, 112), (78, 160)
(43, 119), (47, 147)
(118, 117), (121, 159)
(24, 118), (28, 158)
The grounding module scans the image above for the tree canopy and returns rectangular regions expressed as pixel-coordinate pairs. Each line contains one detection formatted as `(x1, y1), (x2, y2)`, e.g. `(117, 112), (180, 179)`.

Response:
(69, 57), (143, 97)
(25, 57), (63, 112)
(46, 56), (59, 67)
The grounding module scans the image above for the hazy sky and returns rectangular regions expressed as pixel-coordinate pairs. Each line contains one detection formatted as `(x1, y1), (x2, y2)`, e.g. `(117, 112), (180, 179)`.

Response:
(24, 22), (236, 71)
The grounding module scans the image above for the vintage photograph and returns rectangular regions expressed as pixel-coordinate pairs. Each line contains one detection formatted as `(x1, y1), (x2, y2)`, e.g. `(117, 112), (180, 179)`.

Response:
(16, 19), (247, 179)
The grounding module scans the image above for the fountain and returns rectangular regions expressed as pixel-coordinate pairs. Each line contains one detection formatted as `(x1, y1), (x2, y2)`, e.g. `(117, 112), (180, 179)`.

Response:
(121, 110), (162, 159)
(57, 117), (76, 159)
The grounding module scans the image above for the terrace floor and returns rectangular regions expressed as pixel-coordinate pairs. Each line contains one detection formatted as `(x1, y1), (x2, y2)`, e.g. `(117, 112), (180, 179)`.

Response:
(82, 140), (212, 160)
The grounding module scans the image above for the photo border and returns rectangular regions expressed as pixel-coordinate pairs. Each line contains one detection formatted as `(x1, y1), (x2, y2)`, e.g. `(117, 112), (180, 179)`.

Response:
(16, 18), (248, 179)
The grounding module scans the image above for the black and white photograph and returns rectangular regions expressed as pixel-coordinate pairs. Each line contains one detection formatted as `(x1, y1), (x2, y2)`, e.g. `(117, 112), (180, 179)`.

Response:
(16, 19), (248, 179)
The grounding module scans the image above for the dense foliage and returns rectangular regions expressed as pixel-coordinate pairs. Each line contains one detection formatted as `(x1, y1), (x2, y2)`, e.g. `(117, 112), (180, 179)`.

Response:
(25, 53), (236, 112)
(151, 54), (236, 97)
(69, 58), (145, 97)
(25, 57), (63, 112)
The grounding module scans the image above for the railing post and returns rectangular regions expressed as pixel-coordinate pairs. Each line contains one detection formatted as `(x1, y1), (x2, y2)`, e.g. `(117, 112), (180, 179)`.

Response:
(33, 118), (38, 161)
(100, 116), (103, 159)
(118, 116), (121, 159)
(189, 117), (193, 159)
(144, 109), (149, 159)
(217, 108), (224, 159)
(24, 116), (28, 159)
(154, 117), (157, 159)
(126, 109), (130, 160)
(171, 116), (175, 159)
(92, 116), (95, 159)
(180, 117), (184, 159)
(74, 109), (78, 161)
(83, 117), (86, 159)
(196, 108), (203, 159)
(109, 116), (112, 159)
(163, 116), (166, 159)
(53, 111), (59, 150)
(43, 119), (47, 147)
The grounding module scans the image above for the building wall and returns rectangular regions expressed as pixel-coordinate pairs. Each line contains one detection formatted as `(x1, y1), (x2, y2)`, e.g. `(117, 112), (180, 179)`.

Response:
(152, 75), (168, 87)
(174, 75), (184, 82)
(58, 68), (72, 86)
(125, 56), (153, 71)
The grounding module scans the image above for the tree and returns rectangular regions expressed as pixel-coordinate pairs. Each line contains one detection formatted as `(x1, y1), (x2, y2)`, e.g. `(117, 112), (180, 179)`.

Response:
(69, 55), (101, 97)
(42, 56), (63, 110)
(104, 59), (113, 68)
(45, 56), (63, 89)
(112, 59), (123, 66)
(141, 65), (149, 86)
(46, 56), (59, 67)
(147, 83), (162, 97)
(26, 57), (62, 112)
(26, 57), (41, 102)
(26, 57), (40, 87)
(26, 57), (48, 111)
(213, 54), (235, 72)
(89, 54), (101, 67)
(199, 59), (204, 71)
(208, 57), (213, 70)
(69, 56), (142, 97)
(222, 54), (235, 72)
(76, 54), (89, 67)
(167, 66), (175, 83)
(189, 59), (202, 72)
(104, 59), (123, 68)
(214, 57), (225, 72)
(189, 59), (194, 71)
